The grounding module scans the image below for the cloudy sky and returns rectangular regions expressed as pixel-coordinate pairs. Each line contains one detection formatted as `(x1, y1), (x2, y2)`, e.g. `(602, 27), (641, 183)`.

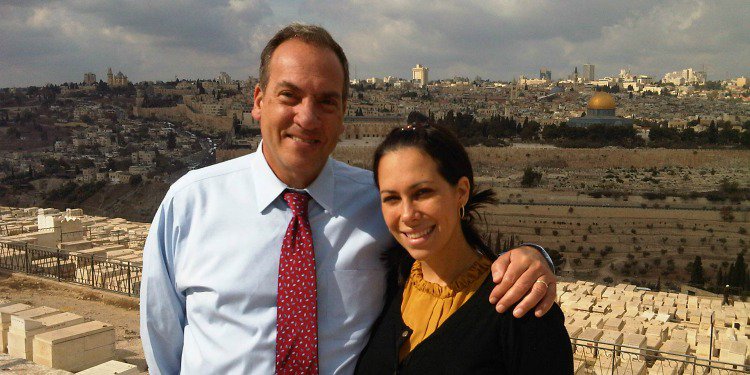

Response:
(1, 0), (748, 88)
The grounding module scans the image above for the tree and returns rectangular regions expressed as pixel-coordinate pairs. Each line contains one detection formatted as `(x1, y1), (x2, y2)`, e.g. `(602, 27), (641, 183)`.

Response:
(96, 80), (109, 93)
(689, 256), (705, 286)
(720, 206), (735, 222)
(42, 157), (70, 177)
(521, 167), (542, 188)
(680, 127), (696, 143)
(707, 121), (719, 143)
(547, 249), (565, 270)
(166, 132), (177, 150)
(728, 252), (747, 289)
(6, 126), (21, 139)
(741, 130), (750, 147)
(129, 174), (143, 186)
(519, 119), (541, 140)
(80, 114), (94, 124)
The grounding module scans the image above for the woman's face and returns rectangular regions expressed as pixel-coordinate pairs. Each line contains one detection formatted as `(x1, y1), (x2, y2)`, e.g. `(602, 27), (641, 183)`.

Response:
(377, 147), (470, 262)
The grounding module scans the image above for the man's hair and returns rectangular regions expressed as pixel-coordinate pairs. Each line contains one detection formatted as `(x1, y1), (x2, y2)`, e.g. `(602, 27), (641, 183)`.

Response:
(259, 23), (349, 99)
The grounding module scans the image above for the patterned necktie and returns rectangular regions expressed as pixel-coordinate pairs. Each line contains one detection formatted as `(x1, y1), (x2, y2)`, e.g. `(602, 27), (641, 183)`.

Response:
(276, 191), (319, 374)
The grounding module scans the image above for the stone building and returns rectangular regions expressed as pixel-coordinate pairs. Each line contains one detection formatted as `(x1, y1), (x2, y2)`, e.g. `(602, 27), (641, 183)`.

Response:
(568, 92), (634, 128)
(107, 68), (129, 87)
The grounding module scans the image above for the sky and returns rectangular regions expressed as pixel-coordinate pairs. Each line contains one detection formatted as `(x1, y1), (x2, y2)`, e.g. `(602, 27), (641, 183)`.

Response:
(1, 0), (749, 88)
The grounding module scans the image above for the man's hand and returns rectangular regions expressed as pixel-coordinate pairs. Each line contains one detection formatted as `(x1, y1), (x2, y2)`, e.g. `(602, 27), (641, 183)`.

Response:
(488, 246), (556, 318)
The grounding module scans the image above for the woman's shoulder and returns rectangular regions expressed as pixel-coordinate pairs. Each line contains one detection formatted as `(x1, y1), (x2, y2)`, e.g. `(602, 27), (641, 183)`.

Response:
(471, 274), (567, 334)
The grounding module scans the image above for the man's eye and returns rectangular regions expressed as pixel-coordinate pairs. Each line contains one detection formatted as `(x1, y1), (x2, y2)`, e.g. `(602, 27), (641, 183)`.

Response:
(320, 99), (339, 109)
(279, 91), (298, 100)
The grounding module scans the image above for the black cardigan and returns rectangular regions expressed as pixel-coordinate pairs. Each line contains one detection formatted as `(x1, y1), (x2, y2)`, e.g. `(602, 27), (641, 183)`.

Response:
(354, 274), (574, 374)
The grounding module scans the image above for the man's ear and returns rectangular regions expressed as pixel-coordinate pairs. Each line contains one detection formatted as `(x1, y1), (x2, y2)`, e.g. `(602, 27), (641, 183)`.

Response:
(251, 85), (263, 121)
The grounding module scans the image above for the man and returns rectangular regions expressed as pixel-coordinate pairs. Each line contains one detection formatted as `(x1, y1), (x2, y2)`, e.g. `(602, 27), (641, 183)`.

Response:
(141, 23), (557, 374)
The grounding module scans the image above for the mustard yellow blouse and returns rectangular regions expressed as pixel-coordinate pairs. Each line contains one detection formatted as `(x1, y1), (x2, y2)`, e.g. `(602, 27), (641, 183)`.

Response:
(399, 257), (492, 361)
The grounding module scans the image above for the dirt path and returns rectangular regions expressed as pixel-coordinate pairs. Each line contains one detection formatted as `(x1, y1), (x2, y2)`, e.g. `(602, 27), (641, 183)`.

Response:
(0, 271), (147, 373)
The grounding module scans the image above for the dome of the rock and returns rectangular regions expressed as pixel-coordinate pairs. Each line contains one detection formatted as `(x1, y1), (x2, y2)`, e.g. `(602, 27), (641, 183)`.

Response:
(587, 92), (616, 110)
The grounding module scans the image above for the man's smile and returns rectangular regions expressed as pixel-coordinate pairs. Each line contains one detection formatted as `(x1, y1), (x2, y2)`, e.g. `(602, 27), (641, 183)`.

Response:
(288, 134), (320, 144)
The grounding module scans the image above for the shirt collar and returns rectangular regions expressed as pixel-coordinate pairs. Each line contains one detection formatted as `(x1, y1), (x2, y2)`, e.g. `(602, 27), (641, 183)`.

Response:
(251, 140), (336, 215)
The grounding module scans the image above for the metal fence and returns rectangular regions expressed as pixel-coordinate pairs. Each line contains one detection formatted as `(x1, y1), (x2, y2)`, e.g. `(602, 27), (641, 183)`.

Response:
(1, 240), (748, 373)
(572, 337), (749, 374)
(0, 241), (141, 297)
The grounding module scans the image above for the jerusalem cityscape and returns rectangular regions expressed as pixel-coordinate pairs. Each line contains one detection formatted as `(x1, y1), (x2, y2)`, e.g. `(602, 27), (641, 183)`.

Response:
(0, 1), (749, 374)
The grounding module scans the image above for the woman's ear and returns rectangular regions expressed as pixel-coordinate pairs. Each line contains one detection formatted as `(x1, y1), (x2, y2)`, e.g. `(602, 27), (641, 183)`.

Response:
(457, 176), (470, 207)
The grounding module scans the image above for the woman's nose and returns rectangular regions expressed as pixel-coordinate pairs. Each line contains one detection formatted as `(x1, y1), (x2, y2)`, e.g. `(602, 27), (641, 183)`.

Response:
(401, 201), (420, 222)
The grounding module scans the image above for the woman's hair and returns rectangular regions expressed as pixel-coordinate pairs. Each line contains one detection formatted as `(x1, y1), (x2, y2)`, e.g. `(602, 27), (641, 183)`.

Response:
(373, 111), (498, 263)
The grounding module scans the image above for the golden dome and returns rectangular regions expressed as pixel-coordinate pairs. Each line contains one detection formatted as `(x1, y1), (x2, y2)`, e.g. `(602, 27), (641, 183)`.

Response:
(587, 92), (616, 110)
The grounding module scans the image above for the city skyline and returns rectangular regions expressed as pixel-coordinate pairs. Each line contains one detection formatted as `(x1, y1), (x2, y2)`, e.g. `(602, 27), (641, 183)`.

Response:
(1, 0), (749, 88)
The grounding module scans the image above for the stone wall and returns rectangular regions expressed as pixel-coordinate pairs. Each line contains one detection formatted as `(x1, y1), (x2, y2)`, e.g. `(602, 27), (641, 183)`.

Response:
(132, 104), (233, 132)
(342, 117), (402, 139)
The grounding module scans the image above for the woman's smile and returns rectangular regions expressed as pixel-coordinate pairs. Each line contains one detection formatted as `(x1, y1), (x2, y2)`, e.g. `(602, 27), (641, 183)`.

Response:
(403, 225), (435, 239)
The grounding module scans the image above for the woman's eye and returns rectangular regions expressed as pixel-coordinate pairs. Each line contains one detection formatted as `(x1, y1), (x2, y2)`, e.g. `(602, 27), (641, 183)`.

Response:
(415, 189), (432, 198)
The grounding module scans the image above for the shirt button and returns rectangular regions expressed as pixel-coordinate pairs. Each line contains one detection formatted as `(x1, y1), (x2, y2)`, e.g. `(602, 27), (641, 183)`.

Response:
(402, 330), (409, 338)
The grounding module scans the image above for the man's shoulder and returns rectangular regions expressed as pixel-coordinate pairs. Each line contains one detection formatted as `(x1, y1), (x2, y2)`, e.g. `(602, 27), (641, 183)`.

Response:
(166, 153), (255, 199)
(330, 158), (375, 192)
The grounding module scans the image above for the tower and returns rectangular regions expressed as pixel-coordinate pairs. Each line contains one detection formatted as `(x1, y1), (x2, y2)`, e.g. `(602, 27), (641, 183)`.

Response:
(583, 64), (595, 82)
(510, 78), (518, 101)
(107, 67), (114, 86)
(539, 68), (551, 81)
(412, 64), (429, 88)
(84, 72), (96, 85)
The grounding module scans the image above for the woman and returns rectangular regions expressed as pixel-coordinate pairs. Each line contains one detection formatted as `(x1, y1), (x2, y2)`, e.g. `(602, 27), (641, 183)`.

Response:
(355, 113), (573, 374)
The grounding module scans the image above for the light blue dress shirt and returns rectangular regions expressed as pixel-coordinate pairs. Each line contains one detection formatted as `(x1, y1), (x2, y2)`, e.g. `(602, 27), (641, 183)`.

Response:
(140, 148), (393, 374)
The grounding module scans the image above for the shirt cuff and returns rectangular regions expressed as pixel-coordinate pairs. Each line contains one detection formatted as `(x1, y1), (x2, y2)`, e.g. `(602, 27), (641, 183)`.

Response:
(519, 242), (555, 273)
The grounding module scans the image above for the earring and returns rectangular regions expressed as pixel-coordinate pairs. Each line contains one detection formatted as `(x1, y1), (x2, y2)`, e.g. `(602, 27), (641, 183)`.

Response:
(459, 205), (465, 220)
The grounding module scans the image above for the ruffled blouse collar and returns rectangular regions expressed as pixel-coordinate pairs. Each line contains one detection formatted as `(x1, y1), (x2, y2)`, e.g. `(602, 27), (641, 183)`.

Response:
(407, 257), (492, 299)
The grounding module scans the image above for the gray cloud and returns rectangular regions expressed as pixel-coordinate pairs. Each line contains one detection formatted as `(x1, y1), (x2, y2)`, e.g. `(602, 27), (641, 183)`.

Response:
(67, 0), (270, 54)
(311, 0), (749, 81)
(1, 0), (748, 87)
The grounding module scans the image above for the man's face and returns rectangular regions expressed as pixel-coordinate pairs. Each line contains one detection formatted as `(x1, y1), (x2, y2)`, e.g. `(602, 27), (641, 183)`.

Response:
(252, 39), (346, 188)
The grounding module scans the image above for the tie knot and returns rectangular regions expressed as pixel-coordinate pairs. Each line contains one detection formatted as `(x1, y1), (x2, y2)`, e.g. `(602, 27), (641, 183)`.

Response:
(283, 191), (310, 217)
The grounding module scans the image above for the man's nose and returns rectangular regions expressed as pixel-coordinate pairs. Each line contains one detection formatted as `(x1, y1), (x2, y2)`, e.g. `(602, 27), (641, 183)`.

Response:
(295, 99), (322, 130)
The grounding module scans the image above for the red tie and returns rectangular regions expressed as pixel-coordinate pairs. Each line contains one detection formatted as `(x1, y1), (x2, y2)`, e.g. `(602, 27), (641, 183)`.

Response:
(276, 191), (319, 374)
